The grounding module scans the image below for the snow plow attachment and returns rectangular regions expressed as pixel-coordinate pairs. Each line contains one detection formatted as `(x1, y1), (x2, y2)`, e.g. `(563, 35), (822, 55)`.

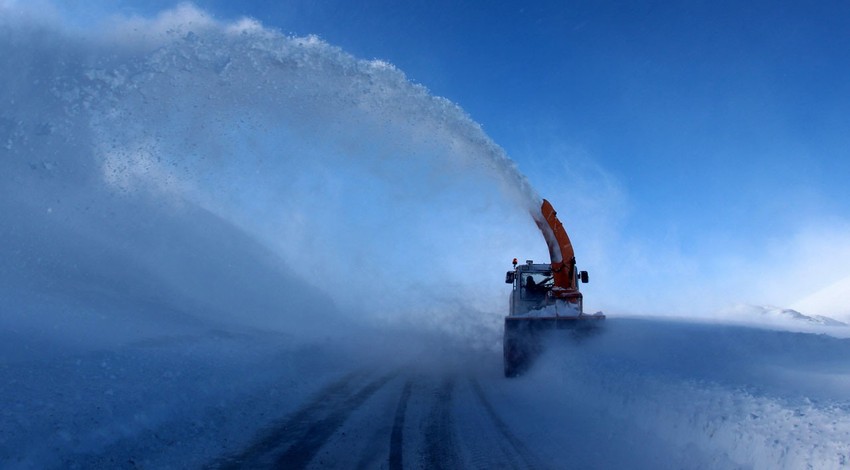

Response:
(503, 199), (605, 377)
(503, 314), (605, 377)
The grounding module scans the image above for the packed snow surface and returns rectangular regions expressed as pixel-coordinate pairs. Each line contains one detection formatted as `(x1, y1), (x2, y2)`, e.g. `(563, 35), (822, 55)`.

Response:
(2, 4), (850, 469)
(2, 319), (850, 468)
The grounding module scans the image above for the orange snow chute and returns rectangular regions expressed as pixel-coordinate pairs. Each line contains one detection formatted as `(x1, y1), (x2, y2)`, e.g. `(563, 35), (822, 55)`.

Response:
(537, 199), (577, 292)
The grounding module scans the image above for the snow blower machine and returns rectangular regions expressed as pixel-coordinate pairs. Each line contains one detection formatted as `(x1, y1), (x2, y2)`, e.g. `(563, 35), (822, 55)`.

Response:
(503, 199), (605, 377)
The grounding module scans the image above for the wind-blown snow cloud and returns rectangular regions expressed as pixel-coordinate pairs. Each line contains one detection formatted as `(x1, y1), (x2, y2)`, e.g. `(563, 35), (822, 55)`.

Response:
(0, 2), (546, 348)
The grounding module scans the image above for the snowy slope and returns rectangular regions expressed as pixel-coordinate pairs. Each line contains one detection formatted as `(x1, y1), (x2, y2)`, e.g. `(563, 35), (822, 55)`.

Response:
(717, 304), (849, 331)
(794, 276), (850, 323)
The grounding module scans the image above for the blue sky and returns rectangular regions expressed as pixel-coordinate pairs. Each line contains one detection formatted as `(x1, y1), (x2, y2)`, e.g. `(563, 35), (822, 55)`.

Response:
(41, 0), (850, 313)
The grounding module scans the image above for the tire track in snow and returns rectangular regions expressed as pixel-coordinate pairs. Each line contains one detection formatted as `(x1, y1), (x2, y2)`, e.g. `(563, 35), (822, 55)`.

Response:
(423, 377), (460, 469)
(272, 373), (396, 468)
(216, 370), (394, 469)
(388, 379), (412, 470)
(469, 378), (543, 469)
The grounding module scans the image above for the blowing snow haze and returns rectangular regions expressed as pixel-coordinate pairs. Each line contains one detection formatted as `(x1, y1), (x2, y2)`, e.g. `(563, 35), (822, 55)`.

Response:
(3, 3), (850, 469)
(1, 4), (547, 347)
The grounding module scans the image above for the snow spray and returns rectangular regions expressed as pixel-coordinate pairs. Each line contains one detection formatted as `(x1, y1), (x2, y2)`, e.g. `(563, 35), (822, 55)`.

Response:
(0, 4), (543, 346)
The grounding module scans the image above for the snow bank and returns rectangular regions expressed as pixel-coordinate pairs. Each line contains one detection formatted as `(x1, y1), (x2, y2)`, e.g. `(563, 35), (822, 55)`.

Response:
(490, 317), (850, 469)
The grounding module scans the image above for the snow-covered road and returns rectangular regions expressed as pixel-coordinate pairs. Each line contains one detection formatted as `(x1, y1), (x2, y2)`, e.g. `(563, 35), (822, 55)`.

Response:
(214, 367), (544, 469)
(211, 361), (694, 470)
(4, 318), (849, 469)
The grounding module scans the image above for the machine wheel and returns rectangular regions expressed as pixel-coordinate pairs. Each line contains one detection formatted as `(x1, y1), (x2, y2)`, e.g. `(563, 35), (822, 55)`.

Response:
(503, 335), (524, 378)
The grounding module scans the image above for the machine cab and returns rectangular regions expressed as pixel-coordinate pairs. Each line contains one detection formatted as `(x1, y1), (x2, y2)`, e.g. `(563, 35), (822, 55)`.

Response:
(506, 260), (584, 316)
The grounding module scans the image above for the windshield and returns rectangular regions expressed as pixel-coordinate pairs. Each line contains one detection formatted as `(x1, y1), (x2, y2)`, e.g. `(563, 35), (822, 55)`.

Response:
(522, 272), (553, 287)
(521, 271), (553, 300)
